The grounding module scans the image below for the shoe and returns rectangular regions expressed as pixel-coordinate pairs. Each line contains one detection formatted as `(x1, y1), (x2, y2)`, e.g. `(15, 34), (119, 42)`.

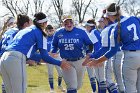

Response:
(50, 89), (55, 93)
(58, 86), (66, 92)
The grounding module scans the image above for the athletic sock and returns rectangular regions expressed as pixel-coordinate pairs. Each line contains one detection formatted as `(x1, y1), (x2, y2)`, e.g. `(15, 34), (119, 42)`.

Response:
(58, 77), (62, 86)
(67, 89), (77, 93)
(90, 77), (96, 92)
(49, 78), (54, 89)
(107, 83), (119, 93)
(98, 81), (107, 93)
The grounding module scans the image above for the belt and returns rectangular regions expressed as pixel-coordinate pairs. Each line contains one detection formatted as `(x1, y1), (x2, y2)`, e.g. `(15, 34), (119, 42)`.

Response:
(129, 50), (136, 52)
(66, 57), (84, 61)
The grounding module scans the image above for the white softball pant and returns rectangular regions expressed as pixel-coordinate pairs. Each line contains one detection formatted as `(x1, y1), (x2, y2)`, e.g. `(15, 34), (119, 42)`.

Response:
(62, 58), (86, 90)
(46, 55), (62, 78)
(112, 51), (125, 92)
(94, 62), (106, 82)
(0, 51), (26, 93)
(123, 50), (140, 93)
(86, 67), (96, 79)
(105, 59), (114, 86)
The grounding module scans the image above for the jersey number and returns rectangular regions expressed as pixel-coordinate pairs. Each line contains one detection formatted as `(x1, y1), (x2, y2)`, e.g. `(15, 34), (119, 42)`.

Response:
(2, 35), (13, 48)
(64, 44), (74, 50)
(127, 23), (139, 41)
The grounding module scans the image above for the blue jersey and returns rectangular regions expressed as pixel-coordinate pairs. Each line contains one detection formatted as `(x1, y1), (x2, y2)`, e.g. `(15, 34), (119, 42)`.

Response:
(47, 35), (53, 52)
(51, 27), (93, 59)
(90, 23), (115, 58)
(105, 16), (140, 59)
(6, 25), (61, 66)
(29, 35), (54, 62)
(88, 28), (101, 53)
(0, 28), (19, 56)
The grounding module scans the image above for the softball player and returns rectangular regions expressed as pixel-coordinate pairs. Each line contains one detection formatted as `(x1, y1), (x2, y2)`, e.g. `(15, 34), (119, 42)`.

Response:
(83, 3), (140, 93)
(84, 19), (107, 93)
(0, 14), (32, 93)
(98, 15), (119, 93)
(45, 25), (65, 93)
(0, 16), (15, 39)
(51, 15), (93, 93)
(0, 12), (71, 93)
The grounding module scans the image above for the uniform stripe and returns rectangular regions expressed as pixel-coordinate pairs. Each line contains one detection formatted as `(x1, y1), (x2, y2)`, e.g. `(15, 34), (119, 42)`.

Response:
(89, 29), (98, 44)
(26, 43), (36, 58)
(101, 26), (111, 47)
(110, 27), (116, 47)
(21, 54), (24, 93)
(110, 17), (129, 47)
(43, 36), (47, 49)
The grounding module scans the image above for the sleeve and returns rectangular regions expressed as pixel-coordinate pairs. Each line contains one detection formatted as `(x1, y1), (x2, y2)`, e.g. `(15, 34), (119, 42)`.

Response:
(101, 27), (111, 47)
(105, 46), (119, 59)
(83, 30), (94, 45)
(35, 29), (47, 50)
(29, 52), (42, 63)
(51, 32), (59, 53)
(104, 26), (119, 59)
(93, 30), (101, 52)
(39, 48), (61, 66)
(82, 30), (94, 54)
(90, 47), (110, 59)
(89, 31), (98, 44)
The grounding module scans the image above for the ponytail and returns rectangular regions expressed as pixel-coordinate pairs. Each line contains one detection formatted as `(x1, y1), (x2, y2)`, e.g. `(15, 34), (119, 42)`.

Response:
(33, 12), (47, 37)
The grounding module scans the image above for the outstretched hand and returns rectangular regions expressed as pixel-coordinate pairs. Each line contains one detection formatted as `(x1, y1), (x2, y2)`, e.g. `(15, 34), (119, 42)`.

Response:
(85, 59), (104, 67)
(82, 54), (92, 66)
(60, 59), (71, 70)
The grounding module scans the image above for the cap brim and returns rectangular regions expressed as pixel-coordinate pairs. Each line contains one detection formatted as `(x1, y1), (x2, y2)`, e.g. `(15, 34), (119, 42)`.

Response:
(63, 18), (73, 22)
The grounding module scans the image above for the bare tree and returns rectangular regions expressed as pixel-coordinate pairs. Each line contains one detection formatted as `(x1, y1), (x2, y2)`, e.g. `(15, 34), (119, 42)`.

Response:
(123, 0), (140, 16)
(33, 0), (44, 13)
(2, 0), (47, 17)
(2, 0), (31, 17)
(116, 0), (126, 6)
(115, 0), (140, 17)
(72, 0), (92, 23)
(88, 2), (98, 19)
(52, 0), (64, 25)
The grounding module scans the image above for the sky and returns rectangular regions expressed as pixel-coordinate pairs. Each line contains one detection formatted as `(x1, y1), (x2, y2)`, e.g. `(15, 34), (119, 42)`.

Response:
(0, 0), (116, 25)
(0, 0), (115, 16)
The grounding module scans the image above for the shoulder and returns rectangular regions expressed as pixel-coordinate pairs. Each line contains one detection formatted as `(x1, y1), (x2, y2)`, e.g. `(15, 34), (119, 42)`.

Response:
(76, 26), (86, 30)
(55, 27), (65, 33)
(4, 27), (19, 35)
(73, 27), (87, 34)
(120, 16), (135, 23)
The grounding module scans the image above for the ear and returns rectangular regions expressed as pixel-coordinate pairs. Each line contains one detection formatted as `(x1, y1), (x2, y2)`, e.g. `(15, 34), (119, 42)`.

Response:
(23, 22), (29, 28)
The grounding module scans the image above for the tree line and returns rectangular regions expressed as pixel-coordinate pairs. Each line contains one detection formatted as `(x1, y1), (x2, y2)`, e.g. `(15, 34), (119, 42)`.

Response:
(1, 0), (140, 27)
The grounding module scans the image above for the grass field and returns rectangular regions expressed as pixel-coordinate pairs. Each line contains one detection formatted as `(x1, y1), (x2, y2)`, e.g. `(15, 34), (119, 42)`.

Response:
(0, 64), (94, 93)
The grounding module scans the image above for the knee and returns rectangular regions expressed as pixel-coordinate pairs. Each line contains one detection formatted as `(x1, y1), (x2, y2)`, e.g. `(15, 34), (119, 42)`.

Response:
(48, 74), (53, 79)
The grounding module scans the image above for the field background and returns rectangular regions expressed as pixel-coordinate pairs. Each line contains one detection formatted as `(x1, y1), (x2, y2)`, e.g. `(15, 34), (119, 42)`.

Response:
(0, 64), (94, 93)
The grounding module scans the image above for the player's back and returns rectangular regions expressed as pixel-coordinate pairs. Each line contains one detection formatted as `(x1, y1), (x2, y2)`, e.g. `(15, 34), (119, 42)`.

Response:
(0, 28), (19, 55)
(119, 16), (140, 50)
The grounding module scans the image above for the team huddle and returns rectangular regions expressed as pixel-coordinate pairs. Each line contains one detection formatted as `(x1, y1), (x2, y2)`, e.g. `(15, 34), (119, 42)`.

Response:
(0, 2), (140, 93)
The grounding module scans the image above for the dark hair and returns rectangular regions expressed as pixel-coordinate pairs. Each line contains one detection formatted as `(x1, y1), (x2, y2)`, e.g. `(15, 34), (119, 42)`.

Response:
(46, 25), (53, 30)
(16, 14), (30, 30)
(87, 19), (96, 27)
(100, 9), (111, 24)
(107, 3), (121, 42)
(33, 12), (47, 36)
(106, 3), (120, 16)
